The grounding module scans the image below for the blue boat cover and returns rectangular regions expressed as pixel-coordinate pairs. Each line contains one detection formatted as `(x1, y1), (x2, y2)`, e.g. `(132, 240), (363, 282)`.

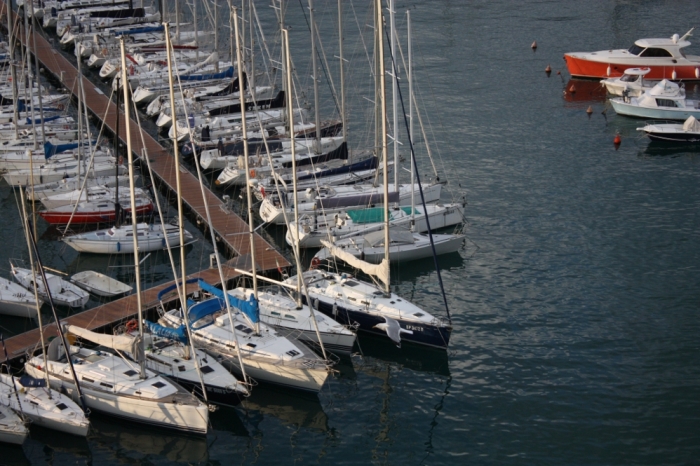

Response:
(18, 375), (47, 388)
(179, 66), (234, 82)
(16, 101), (61, 113)
(188, 297), (225, 329)
(43, 141), (95, 159)
(144, 319), (187, 344)
(25, 114), (61, 125)
(113, 25), (164, 36)
(198, 279), (259, 324)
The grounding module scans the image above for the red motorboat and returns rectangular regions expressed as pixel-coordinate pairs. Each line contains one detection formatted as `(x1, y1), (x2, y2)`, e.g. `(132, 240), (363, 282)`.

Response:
(564, 29), (700, 80)
(38, 197), (153, 225)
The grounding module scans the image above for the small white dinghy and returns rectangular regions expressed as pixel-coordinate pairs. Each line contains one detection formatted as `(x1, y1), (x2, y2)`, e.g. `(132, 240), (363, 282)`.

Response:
(0, 276), (43, 318)
(10, 262), (89, 309)
(71, 271), (132, 298)
(0, 404), (28, 445)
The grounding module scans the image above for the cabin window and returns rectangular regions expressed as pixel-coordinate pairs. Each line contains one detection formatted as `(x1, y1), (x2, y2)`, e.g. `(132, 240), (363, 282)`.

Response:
(344, 281), (359, 287)
(286, 350), (300, 357)
(178, 365), (186, 372)
(100, 382), (113, 388)
(123, 370), (137, 377)
(639, 47), (672, 58)
(628, 44), (644, 55)
(620, 74), (639, 83)
(655, 99), (678, 108)
(200, 365), (215, 374)
(56, 403), (68, 411)
(151, 381), (166, 388)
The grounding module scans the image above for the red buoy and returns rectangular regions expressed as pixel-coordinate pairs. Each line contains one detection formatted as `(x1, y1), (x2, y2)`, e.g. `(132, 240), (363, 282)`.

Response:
(569, 84), (576, 94)
(586, 106), (593, 115)
(545, 64), (552, 76)
(613, 132), (622, 148)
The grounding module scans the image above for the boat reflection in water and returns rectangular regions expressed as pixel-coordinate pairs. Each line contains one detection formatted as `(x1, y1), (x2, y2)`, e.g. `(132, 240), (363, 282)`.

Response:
(240, 385), (329, 432)
(23, 425), (90, 464)
(87, 413), (210, 464)
(354, 332), (451, 378)
(562, 79), (607, 103)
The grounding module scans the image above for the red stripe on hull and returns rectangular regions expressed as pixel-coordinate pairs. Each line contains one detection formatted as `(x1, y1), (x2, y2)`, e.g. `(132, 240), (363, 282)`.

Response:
(39, 205), (153, 225)
(564, 54), (700, 80)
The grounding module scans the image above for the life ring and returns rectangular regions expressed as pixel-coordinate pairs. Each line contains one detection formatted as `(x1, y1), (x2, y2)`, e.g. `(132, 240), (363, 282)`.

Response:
(310, 257), (321, 270)
(125, 319), (138, 332)
(250, 169), (256, 178)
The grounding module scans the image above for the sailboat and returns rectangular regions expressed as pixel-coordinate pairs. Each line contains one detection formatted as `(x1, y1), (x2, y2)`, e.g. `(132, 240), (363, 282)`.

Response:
(0, 275), (43, 318)
(25, 37), (209, 434)
(0, 404), (28, 445)
(10, 260), (89, 308)
(158, 10), (331, 392)
(284, 0), (453, 349)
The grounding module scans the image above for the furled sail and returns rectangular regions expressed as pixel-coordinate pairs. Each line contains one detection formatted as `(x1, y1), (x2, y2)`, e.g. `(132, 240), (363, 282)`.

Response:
(320, 239), (389, 287)
(64, 324), (142, 358)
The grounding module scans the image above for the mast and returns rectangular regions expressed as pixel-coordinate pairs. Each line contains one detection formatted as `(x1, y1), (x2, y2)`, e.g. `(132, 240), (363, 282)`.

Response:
(338, 0), (346, 143)
(8, 0), (19, 140)
(377, 0), (390, 295)
(29, 0), (46, 146)
(164, 21), (209, 403)
(308, 0), (321, 152)
(234, 5), (260, 334)
(389, 0), (399, 190)
(114, 75), (122, 228)
(408, 10), (415, 228)
(119, 36), (146, 378)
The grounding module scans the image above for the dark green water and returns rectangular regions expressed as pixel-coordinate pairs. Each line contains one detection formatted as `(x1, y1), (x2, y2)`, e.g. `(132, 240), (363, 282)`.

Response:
(1, 1), (700, 464)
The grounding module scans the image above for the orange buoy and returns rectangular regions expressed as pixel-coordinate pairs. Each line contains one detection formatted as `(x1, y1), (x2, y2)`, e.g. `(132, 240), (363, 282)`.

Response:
(569, 84), (576, 94)
(531, 40), (537, 50)
(613, 132), (622, 148)
(586, 106), (593, 115)
(545, 64), (552, 75)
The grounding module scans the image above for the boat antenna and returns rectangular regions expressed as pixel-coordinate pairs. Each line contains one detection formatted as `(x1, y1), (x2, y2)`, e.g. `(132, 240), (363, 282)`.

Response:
(680, 27), (694, 42)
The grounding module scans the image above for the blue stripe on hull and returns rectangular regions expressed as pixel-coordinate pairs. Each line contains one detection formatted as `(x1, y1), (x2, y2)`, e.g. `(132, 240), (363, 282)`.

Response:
(312, 300), (451, 349)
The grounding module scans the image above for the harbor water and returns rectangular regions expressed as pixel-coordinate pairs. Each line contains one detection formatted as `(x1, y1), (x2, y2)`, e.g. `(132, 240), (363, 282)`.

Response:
(0, 0), (699, 464)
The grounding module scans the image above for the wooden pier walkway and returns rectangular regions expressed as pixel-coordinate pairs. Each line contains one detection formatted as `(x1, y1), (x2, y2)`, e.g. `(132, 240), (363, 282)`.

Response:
(1, 4), (291, 363)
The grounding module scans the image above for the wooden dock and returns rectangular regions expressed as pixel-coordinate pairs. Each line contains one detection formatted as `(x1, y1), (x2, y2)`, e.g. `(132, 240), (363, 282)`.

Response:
(2, 265), (242, 362)
(1, 4), (292, 363)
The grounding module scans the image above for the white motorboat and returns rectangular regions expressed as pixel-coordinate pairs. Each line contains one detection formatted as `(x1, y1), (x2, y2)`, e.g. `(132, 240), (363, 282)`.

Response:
(314, 228), (465, 264)
(0, 276), (42, 318)
(0, 373), (89, 437)
(2, 159), (122, 188)
(636, 115), (700, 142)
(286, 202), (465, 249)
(199, 280), (356, 355)
(62, 222), (193, 254)
(26, 173), (137, 202)
(10, 263), (89, 308)
(25, 326), (209, 434)
(70, 270), (132, 297)
(158, 293), (330, 393)
(259, 182), (442, 225)
(610, 79), (700, 119)
(0, 404), (28, 445)
(601, 67), (657, 97)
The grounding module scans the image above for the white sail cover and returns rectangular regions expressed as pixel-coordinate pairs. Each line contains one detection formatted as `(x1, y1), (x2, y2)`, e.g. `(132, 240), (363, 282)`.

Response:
(683, 115), (700, 131)
(320, 240), (390, 287)
(64, 324), (141, 356)
(181, 52), (218, 76)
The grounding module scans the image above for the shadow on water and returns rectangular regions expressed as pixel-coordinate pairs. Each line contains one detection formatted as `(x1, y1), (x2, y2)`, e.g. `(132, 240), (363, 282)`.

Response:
(87, 412), (210, 463)
(638, 141), (700, 158)
(354, 332), (451, 378)
(563, 78), (608, 103)
(240, 384), (329, 432)
(22, 424), (90, 464)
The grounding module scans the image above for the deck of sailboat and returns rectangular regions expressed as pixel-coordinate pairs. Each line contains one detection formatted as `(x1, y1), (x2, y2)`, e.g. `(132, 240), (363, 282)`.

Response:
(2, 4), (292, 362)
(2, 265), (241, 362)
